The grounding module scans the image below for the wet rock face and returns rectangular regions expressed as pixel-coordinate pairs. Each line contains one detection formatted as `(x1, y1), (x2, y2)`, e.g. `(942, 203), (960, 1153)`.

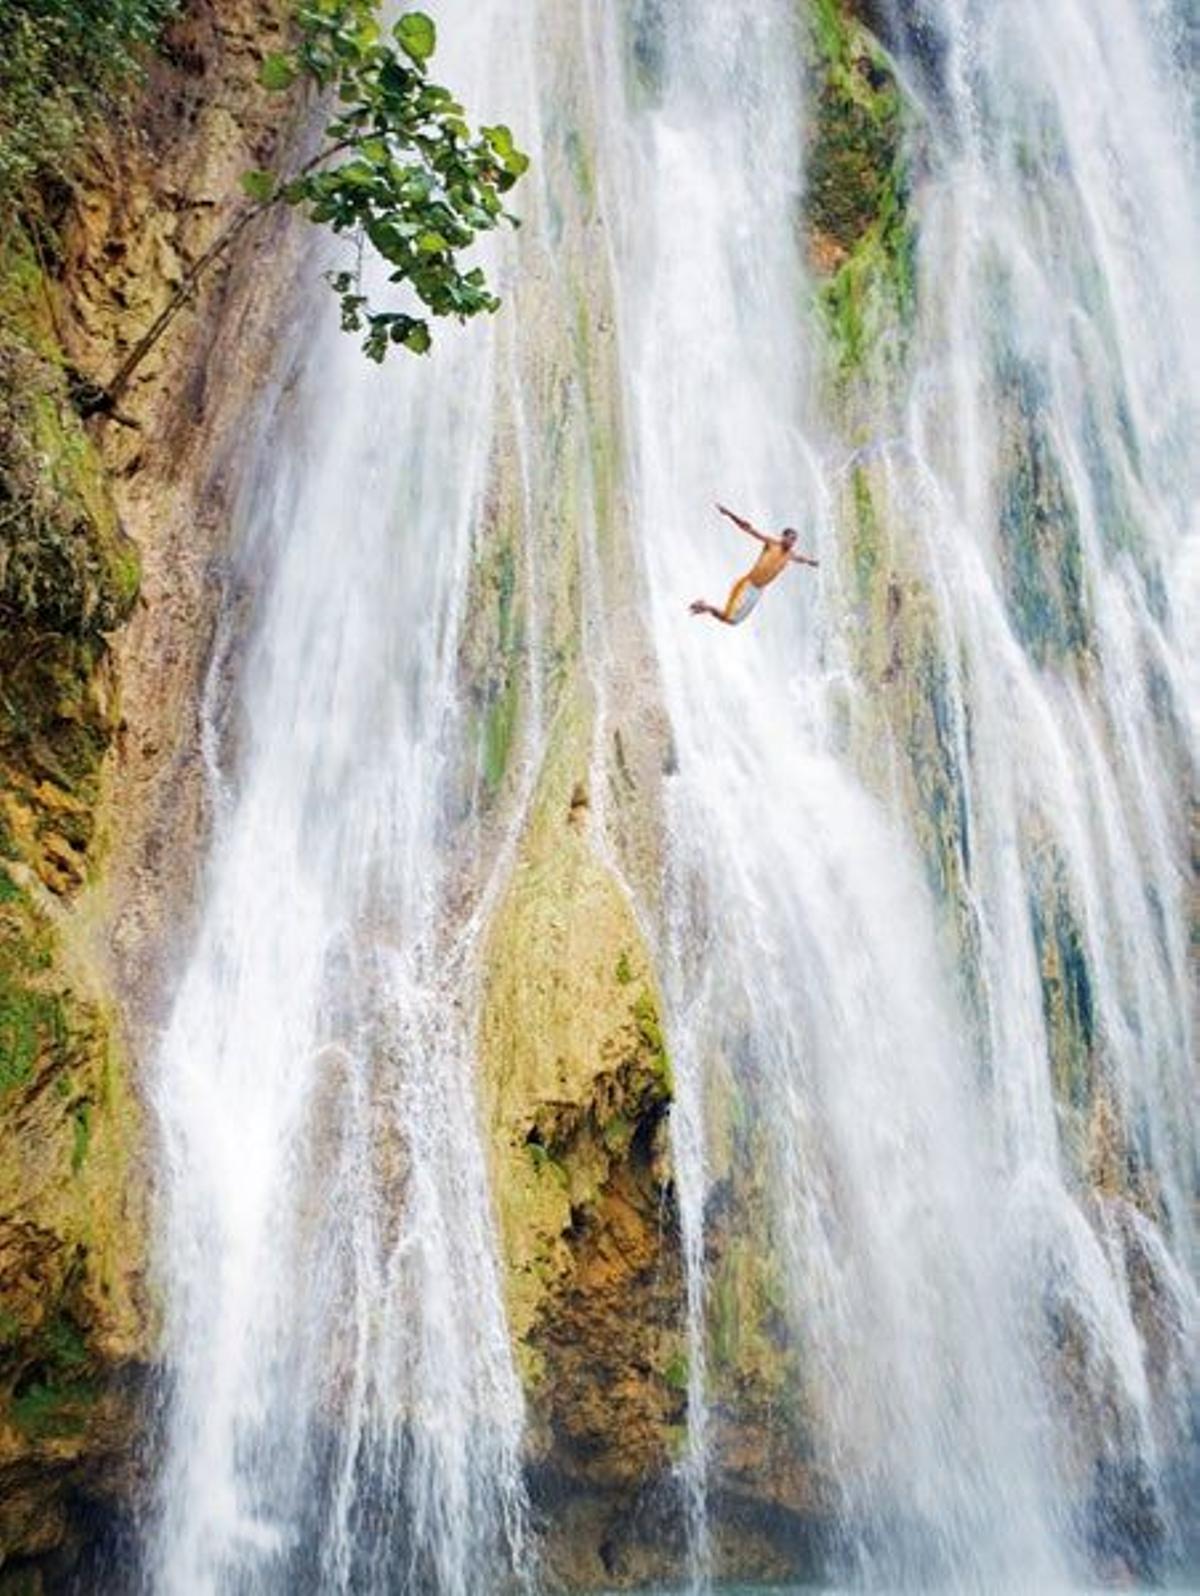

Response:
(530, 1066), (677, 1425)
(0, 254), (139, 898)
(806, 34), (902, 260)
(478, 682), (686, 1584)
(0, 249), (148, 1568)
(0, 0), (298, 1572)
(994, 350), (1091, 667)
(803, 0), (917, 397)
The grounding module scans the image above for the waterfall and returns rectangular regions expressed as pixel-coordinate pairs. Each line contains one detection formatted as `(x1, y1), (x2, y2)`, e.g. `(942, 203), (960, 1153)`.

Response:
(146, 0), (1197, 1590)
(604, 0), (1198, 1587)
(147, 8), (535, 1591)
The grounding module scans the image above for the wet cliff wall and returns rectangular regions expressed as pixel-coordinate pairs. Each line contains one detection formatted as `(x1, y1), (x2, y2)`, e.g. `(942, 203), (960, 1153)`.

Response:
(0, 0), (300, 1578)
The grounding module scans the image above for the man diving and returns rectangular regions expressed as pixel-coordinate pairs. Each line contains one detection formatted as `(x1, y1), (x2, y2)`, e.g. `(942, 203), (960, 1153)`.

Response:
(689, 503), (818, 626)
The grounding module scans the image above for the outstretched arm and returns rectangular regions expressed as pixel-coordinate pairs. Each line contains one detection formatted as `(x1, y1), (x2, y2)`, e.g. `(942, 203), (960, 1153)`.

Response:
(790, 552), (820, 568)
(716, 503), (769, 544)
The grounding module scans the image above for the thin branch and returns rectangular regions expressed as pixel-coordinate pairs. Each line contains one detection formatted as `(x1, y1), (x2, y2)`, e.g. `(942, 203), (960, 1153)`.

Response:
(94, 137), (358, 415)
(101, 200), (266, 408)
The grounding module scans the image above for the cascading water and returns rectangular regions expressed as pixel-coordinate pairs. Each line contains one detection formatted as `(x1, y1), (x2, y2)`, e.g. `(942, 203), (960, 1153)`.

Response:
(602, 0), (1198, 1587)
(147, 8), (535, 1592)
(146, 0), (1197, 1590)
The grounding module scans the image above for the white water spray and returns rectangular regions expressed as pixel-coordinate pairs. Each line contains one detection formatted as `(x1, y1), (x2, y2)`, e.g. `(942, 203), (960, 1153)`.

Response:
(147, 9), (535, 1592)
(601, 0), (1198, 1586)
(146, 0), (1198, 1590)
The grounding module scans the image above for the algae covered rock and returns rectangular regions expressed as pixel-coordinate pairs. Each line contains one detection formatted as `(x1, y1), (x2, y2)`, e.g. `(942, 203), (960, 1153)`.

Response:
(0, 236), (148, 1572)
(804, 0), (917, 388)
(480, 690), (680, 1465)
(993, 345), (1091, 667)
(0, 347), (139, 639)
(0, 238), (140, 895)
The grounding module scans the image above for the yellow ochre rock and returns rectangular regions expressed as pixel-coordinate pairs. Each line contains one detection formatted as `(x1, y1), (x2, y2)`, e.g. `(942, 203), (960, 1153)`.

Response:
(480, 686), (682, 1491)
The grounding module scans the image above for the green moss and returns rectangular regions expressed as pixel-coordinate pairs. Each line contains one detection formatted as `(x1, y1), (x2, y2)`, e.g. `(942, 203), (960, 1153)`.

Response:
(707, 1234), (795, 1403)
(0, 235), (59, 364)
(39, 1312), (89, 1372)
(662, 1349), (689, 1393)
(563, 127), (595, 204)
(806, 2), (917, 386)
(907, 640), (971, 901)
(10, 1377), (97, 1439)
(0, 975), (65, 1097)
(1, 236), (141, 640)
(817, 176), (916, 380)
(482, 672), (519, 793)
(631, 988), (673, 1093)
(711, 1255), (740, 1371)
(849, 464), (881, 599)
(1030, 853), (1095, 1116)
(807, 37), (902, 249)
(1, 1287), (110, 1444)
(526, 1140), (569, 1188)
(70, 1100), (91, 1173)
(601, 1112), (633, 1155)
(810, 0), (849, 65)
(496, 539), (517, 642)
(631, 989), (663, 1053)
(615, 949), (633, 985)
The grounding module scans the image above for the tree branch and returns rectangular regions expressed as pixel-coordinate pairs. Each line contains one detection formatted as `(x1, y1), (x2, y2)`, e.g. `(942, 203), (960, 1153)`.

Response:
(90, 138), (358, 418)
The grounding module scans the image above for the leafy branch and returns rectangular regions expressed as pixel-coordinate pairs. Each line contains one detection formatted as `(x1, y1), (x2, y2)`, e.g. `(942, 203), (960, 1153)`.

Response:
(91, 2), (528, 414)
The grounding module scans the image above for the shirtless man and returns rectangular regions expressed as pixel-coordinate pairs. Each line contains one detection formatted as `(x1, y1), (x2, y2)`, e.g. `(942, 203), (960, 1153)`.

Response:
(689, 503), (818, 625)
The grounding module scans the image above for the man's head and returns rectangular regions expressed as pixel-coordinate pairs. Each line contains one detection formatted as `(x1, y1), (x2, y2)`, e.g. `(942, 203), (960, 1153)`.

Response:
(780, 527), (799, 549)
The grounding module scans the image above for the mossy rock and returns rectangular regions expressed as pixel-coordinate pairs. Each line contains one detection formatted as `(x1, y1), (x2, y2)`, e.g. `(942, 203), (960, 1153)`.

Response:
(0, 338), (140, 638)
(0, 875), (146, 1469)
(481, 686), (674, 1345)
(0, 234), (139, 894)
(832, 462), (989, 1030)
(0, 233), (146, 1569)
(0, 632), (118, 893)
(1027, 840), (1097, 1142)
(993, 348), (1091, 667)
(804, 0), (918, 390)
(480, 683), (683, 1492)
(806, 14), (903, 253)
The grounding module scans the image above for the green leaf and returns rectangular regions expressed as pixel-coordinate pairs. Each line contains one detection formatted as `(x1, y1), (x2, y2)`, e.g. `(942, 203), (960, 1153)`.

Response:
(395, 12), (436, 64)
(240, 168), (277, 202)
(482, 123), (515, 157)
(259, 53), (298, 91)
(278, 0), (528, 368)
(379, 57), (414, 97)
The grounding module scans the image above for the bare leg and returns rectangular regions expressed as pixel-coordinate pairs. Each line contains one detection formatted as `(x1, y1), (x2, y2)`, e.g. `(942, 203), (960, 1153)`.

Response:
(692, 571), (755, 625)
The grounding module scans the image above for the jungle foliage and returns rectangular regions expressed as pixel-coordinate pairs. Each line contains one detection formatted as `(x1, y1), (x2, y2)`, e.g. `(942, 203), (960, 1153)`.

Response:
(0, 0), (178, 227)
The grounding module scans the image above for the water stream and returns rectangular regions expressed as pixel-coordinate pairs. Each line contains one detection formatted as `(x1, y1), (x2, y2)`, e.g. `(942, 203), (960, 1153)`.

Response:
(608, 0), (1198, 1586)
(146, 0), (1197, 1591)
(147, 9), (533, 1590)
